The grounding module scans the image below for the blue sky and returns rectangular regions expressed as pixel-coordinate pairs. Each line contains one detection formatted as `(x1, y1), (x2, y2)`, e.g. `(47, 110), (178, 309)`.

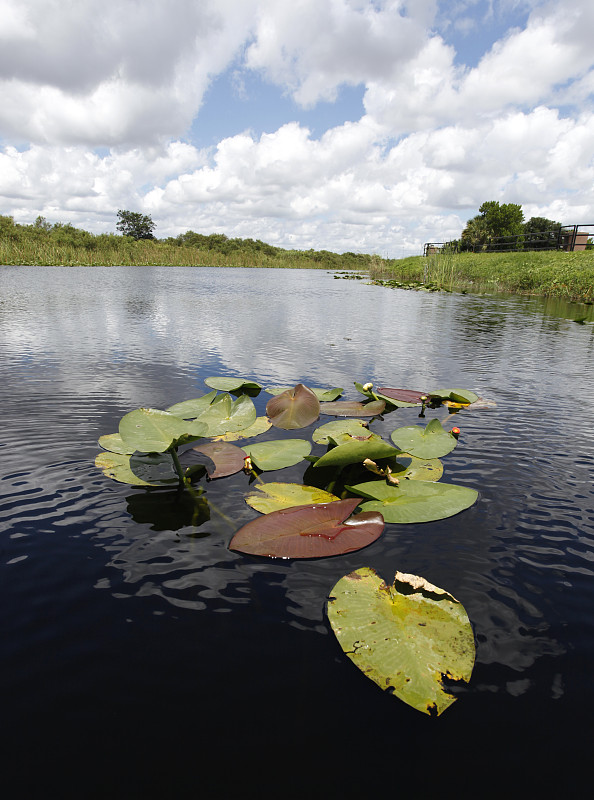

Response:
(0, 0), (592, 256)
(191, 72), (367, 148)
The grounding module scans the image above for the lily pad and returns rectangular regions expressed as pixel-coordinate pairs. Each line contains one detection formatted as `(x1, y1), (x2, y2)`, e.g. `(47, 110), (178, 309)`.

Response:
(354, 382), (417, 408)
(314, 438), (402, 469)
(390, 418), (457, 459)
(210, 416), (272, 442)
(312, 419), (380, 445)
(428, 388), (479, 405)
(266, 386), (343, 402)
(166, 391), (218, 418)
(377, 388), (427, 405)
(191, 442), (247, 479)
(119, 408), (208, 453)
(395, 455), (444, 482)
(319, 399), (386, 417)
(196, 393), (257, 436)
(242, 439), (312, 471)
(95, 451), (179, 486)
(327, 567), (475, 715)
(229, 498), (384, 558)
(205, 377), (262, 393)
(98, 433), (136, 455)
(245, 482), (340, 514)
(266, 384), (320, 429)
(347, 479), (478, 523)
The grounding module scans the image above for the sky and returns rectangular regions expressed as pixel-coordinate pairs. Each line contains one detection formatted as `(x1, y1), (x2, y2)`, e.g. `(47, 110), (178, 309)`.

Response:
(0, 0), (593, 257)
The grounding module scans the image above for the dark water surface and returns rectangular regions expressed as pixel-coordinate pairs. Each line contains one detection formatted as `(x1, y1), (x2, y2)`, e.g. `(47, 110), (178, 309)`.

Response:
(1, 266), (593, 798)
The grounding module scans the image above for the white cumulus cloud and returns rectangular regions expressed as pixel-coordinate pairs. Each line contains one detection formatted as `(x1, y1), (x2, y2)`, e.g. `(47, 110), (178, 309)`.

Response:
(0, 0), (593, 255)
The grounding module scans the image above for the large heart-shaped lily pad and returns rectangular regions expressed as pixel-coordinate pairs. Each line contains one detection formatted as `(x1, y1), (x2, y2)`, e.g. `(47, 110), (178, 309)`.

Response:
(242, 439), (312, 471)
(245, 482), (340, 513)
(390, 418), (457, 459)
(266, 384), (320, 429)
(229, 498), (384, 558)
(119, 408), (208, 453)
(327, 567), (475, 715)
(347, 479), (478, 523)
(95, 451), (179, 486)
(191, 442), (247, 479)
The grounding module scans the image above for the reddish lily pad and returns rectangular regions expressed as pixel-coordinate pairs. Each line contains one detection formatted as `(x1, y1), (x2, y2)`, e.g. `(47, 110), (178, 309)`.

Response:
(377, 388), (427, 404)
(266, 383), (321, 429)
(229, 498), (384, 559)
(191, 441), (247, 479)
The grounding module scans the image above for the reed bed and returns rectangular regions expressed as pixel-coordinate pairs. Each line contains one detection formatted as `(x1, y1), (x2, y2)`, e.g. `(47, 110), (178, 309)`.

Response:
(369, 250), (594, 303)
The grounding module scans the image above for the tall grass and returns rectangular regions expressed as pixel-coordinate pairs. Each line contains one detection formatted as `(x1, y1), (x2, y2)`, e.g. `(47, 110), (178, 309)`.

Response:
(369, 250), (594, 303)
(0, 238), (345, 268)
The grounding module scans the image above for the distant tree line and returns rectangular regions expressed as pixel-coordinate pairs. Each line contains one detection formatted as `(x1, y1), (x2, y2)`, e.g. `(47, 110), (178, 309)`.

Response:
(0, 211), (380, 269)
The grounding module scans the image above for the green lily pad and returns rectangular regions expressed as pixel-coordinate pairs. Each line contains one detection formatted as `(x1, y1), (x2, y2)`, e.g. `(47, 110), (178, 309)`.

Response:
(312, 419), (381, 445)
(266, 384), (320, 430)
(119, 408), (208, 453)
(210, 416), (272, 442)
(229, 498), (384, 558)
(245, 482), (340, 513)
(396, 455), (444, 481)
(428, 388), (479, 405)
(166, 391), (218, 418)
(327, 567), (475, 716)
(314, 438), (402, 469)
(319, 399), (386, 417)
(98, 433), (136, 455)
(347, 479), (478, 523)
(196, 393), (257, 436)
(266, 386), (343, 402)
(242, 439), (312, 471)
(205, 377), (262, 393)
(390, 418), (457, 459)
(95, 451), (179, 486)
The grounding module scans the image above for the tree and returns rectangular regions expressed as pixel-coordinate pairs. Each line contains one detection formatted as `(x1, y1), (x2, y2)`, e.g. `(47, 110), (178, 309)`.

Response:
(116, 210), (156, 240)
(523, 216), (562, 250)
(461, 201), (524, 250)
(34, 215), (52, 231)
(460, 216), (489, 251)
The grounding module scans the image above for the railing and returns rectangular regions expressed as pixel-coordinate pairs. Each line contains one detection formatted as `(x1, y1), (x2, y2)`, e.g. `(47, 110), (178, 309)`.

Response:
(424, 224), (594, 255)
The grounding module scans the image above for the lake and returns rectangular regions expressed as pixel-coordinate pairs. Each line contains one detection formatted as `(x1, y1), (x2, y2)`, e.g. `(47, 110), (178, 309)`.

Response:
(1, 266), (593, 798)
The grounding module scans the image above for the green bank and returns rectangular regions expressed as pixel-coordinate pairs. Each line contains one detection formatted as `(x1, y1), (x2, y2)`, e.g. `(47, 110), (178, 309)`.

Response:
(369, 250), (594, 304)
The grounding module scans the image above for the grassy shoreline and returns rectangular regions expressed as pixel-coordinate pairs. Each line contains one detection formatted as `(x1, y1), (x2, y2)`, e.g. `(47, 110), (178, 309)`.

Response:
(368, 250), (594, 304)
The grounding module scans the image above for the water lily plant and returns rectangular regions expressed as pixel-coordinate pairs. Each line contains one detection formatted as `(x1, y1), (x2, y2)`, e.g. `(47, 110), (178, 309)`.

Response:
(96, 375), (490, 715)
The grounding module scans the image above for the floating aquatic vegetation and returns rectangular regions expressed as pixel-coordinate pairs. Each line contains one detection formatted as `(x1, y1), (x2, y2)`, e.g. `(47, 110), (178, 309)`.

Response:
(96, 375), (484, 715)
